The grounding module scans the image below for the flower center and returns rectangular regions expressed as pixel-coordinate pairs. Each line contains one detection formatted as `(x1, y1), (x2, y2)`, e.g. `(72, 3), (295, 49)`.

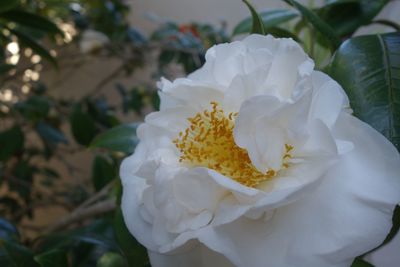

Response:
(173, 102), (293, 188)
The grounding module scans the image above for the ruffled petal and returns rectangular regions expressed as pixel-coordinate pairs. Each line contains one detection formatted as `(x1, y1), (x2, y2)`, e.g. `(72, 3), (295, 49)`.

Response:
(170, 113), (400, 267)
(148, 243), (234, 267)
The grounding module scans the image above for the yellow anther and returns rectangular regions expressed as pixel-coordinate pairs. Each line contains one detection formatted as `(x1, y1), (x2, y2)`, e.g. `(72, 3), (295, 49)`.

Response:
(173, 102), (293, 188)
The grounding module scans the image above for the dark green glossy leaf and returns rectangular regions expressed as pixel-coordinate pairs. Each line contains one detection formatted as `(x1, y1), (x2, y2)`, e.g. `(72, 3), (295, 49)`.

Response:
(329, 32), (400, 149)
(113, 208), (148, 267)
(266, 27), (301, 42)
(36, 220), (119, 253)
(15, 96), (50, 121)
(34, 249), (68, 267)
(362, 205), (400, 257)
(0, 240), (39, 267)
(330, 33), (400, 255)
(318, 0), (389, 37)
(233, 9), (298, 36)
(92, 155), (116, 191)
(9, 28), (57, 66)
(97, 252), (126, 267)
(90, 124), (139, 154)
(324, 0), (360, 5)
(0, 10), (63, 35)
(70, 104), (97, 146)
(36, 122), (68, 145)
(0, 0), (19, 13)
(379, 205), (400, 250)
(10, 160), (35, 200)
(284, 0), (341, 49)
(242, 0), (265, 35)
(0, 125), (24, 161)
(351, 257), (374, 267)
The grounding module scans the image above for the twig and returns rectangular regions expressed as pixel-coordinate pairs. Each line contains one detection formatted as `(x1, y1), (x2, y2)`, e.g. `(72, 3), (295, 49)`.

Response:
(43, 197), (117, 234)
(75, 181), (116, 212)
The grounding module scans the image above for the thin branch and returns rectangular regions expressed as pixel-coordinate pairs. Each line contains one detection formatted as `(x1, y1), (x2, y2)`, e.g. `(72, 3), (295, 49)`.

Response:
(75, 181), (116, 212)
(43, 197), (117, 234)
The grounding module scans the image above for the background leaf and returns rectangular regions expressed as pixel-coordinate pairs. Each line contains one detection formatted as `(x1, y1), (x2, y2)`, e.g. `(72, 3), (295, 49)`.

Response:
(351, 257), (374, 267)
(0, 126), (24, 161)
(330, 32), (400, 261)
(70, 104), (97, 146)
(242, 0), (265, 35)
(0, 218), (19, 242)
(92, 155), (116, 191)
(284, 0), (341, 49)
(113, 209), (148, 267)
(0, 0), (19, 13)
(0, 240), (39, 267)
(36, 122), (68, 145)
(34, 249), (68, 267)
(233, 9), (298, 36)
(329, 32), (400, 149)
(0, 10), (63, 35)
(90, 124), (139, 154)
(318, 0), (389, 37)
(9, 28), (57, 66)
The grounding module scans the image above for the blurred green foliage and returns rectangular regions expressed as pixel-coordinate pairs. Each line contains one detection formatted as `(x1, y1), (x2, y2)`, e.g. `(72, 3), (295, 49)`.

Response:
(0, 1), (229, 266)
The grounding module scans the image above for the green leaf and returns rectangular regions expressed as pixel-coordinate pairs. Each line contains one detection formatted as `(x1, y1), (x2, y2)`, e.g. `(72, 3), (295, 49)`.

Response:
(361, 205), (400, 257)
(97, 252), (126, 267)
(92, 155), (116, 191)
(329, 32), (400, 149)
(0, 0), (19, 13)
(266, 27), (301, 42)
(0, 218), (19, 242)
(318, 0), (389, 37)
(0, 10), (63, 35)
(0, 240), (39, 267)
(9, 28), (57, 66)
(284, 0), (341, 49)
(242, 0), (265, 35)
(34, 249), (68, 267)
(90, 124), (139, 154)
(70, 104), (97, 146)
(351, 258), (374, 267)
(15, 96), (50, 121)
(35, 220), (120, 255)
(233, 9), (298, 36)
(113, 208), (148, 267)
(0, 125), (24, 161)
(379, 205), (400, 249)
(329, 32), (400, 255)
(36, 122), (68, 145)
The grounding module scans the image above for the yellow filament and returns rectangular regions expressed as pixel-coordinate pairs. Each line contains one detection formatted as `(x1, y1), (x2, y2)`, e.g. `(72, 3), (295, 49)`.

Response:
(173, 102), (293, 188)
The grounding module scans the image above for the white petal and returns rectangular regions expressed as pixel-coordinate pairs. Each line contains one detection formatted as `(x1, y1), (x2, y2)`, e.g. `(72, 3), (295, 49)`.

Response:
(365, 231), (400, 266)
(149, 243), (234, 267)
(173, 168), (227, 213)
(120, 175), (158, 251)
(156, 113), (400, 267)
(308, 72), (348, 129)
(264, 38), (314, 99)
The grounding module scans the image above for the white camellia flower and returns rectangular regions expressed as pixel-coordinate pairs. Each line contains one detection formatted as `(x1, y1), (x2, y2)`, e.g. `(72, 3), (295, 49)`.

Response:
(120, 34), (400, 267)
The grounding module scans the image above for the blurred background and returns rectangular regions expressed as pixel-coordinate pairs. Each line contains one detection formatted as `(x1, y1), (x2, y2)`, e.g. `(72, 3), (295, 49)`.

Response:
(0, 0), (399, 266)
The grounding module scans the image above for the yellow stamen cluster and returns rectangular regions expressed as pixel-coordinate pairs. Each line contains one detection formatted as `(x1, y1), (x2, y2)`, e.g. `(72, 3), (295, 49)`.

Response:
(173, 102), (293, 188)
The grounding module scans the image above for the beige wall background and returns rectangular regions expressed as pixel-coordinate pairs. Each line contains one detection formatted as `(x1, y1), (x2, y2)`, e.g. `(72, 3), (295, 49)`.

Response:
(128, 0), (400, 34)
